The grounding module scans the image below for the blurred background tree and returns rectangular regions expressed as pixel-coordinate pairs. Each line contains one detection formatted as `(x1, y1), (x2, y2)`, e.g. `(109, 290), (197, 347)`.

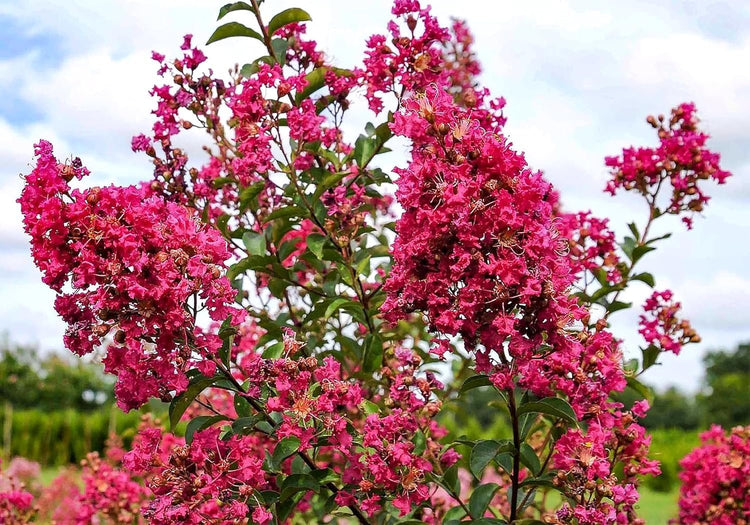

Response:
(696, 341), (750, 428)
(0, 334), (113, 411)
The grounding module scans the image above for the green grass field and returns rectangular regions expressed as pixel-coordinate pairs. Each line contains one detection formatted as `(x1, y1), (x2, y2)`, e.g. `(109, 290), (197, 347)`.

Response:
(638, 488), (679, 524)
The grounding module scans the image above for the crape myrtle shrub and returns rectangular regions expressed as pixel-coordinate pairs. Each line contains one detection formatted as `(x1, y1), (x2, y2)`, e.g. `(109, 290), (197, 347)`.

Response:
(7, 0), (738, 523)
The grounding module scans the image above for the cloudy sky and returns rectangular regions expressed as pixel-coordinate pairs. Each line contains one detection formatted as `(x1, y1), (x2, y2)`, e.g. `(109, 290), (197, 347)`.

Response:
(0, 0), (748, 392)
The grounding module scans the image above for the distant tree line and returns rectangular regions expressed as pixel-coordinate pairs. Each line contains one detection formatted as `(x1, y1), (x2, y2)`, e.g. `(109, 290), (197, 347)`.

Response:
(637, 342), (750, 429)
(0, 334), (113, 411)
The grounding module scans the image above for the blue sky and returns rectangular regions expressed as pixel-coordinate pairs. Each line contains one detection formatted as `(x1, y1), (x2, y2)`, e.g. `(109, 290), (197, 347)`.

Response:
(0, 0), (748, 392)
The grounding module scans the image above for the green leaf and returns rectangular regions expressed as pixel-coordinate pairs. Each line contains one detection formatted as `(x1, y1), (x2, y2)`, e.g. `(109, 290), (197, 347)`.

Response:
(232, 415), (264, 434)
(632, 243), (656, 263)
(627, 222), (640, 240)
(311, 171), (346, 202)
(441, 464), (460, 495)
(217, 1), (254, 20)
(279, 473), (319, 501)
(262, 341), (284, 359)
(517, 397), (578, 426)
(271, 436), (301, 470)
(271, 38), (289, 66)
(234, 392), (254, 417)
(239, 180), (266, 211)
(631, 272), (656, 287)
(362, 334), (383, 374)
(267, 7), (312, 36)
(169, 375), (218, 429)
(306, 233), (326, 259)
(626, 375), (654, 402)
(185, 415), (228, 443)
(642, 344), (661, 370)
(443, 505), (467, 524)
(264, 205), (305, 222)
(361, 399), (379, 415)
(519, 443), (541, 476)
(324, 298), (349, 318)
(268, 278), (289, 299)
(296, 67), (328, 103)
(469, 483), (500, 519)
(470, 519), (508, 525)
(470, 440), (513, 479)
(605, 300), (632, 313)
(206, 22), (263, 45)
(520, 475), (556, 490)
(413, 429), (426, 456)
(295, 67), (352, 104)
(242, 231), (266, 256)
(460, 374), (492, 394)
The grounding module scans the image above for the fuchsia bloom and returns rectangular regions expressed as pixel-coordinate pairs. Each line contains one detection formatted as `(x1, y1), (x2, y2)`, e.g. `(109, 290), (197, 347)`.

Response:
(18, 141), (245, 410)
(675, 425), (750, 525)
(639, 290), (699, 355)
(605, 102), (731, 229)
(558, 211), (622, 284)
(383, 84), (581, 370)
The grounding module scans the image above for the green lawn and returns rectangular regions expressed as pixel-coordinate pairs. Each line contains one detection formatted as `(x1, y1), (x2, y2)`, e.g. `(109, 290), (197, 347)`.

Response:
(638, 488), (679, 524)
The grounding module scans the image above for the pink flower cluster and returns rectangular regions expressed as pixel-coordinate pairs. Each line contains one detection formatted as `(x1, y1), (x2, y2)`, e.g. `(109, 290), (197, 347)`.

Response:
(336, 348), (454, 516)
(552, 401), (659, 525)
(126, 426), (271, 524)
(18, 140), (244, 410)
(382, 84), (580, 369)
(0, 460), (35, 524)
(605, 102), (731, 229)
(675, 425), (750, 525)
(639, 290), (699, 355)
(558, 211), (621, 284)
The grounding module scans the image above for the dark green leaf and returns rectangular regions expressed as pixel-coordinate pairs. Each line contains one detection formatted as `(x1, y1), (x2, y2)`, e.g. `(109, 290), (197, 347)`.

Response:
(271, 436), (301, 470)
(362, 334), (383, 374)
(279, 473), (319, 501)
(206, 22), (263, 45)
(631, 272), (655, 287)
(517, 397), (577, 426)
(267, 7), (312, 36)
(169, 375), (218, 429)
(234, 392), (254, 417)
(443, 505), (467, 524)
(627, 222), (640, 240)
(185, 415), (228, 443)
(605, 300), (632, 314)
(632, 244), (656, 263)
(268, 278), (288, 299)
(519, 443), (541, 476)
(470, 440), (513, 479)
(242, 231), (266, 256)
(217, 2), (254, 20)
(642, 344), (661, 370)
(306, 233), (326, 259)
(324, 298), (349, 318)
(264, 205), (305, 222)
(271, 38), (289, 66)
(626, 376), (654, 402)
(460, 374), (492, 394)
(469, 483), (499, 519)
(441, 464), (460, 495)
(262, 341), (284, 359)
